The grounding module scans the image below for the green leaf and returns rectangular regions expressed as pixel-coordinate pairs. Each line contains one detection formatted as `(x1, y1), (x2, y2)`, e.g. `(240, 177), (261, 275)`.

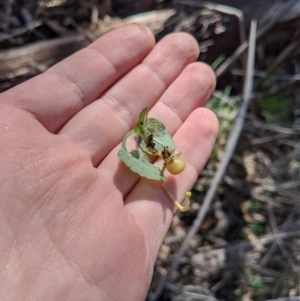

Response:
(134, 107), (149, 136)
(211, 54), (226, 70)
(249, 275), (263, 289)
(118, 149), (165, 181)
(256, 94), (294, 123)
(137, 118), (175, 152)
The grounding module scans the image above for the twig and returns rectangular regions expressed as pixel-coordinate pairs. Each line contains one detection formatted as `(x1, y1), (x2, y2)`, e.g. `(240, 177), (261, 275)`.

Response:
(215, 0), (290, 78)
(175, 0), (246, 43)
(65, 17), (97, 42)
(0, 21), (42, 42)
(231, 69), (300, 81)
(266, 36), (300, 73)
(215, 18), (271, 78)
(0, 9), (176, 85)
(175, 0), (247, 68)
(148, 20), (258, 301)
(266, 203), (300, 274)
(260, 212), (299, 267)
(212, 230), (300, 254)
(249, 120), (300, 135)
(265, 297), (300, 301)
(215, 41), (249, 78)
(251, 133), (291, 145)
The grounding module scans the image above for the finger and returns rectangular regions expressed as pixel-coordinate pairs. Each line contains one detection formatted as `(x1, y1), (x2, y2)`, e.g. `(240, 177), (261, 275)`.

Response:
(124, 108), (219, 262)
(1, 24), (155, 133)
(99, 62), (216, 197)
(59, 33), (200, 165)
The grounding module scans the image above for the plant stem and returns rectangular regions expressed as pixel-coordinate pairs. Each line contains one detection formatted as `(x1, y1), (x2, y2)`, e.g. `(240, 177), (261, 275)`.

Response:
(161, 181), (190, 212)
(122, 130), (135, 150)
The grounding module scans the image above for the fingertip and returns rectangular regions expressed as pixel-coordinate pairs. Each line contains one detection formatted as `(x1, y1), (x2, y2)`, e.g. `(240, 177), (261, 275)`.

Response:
(183, 62), (216, 102)
(132, 23), (154, 36)
(156, 31), (200, 62)
(190, 107), (219, 142)
(89, 23), (155, 53)
(174, 107), (219, 172)
(196, 62), (217, 92)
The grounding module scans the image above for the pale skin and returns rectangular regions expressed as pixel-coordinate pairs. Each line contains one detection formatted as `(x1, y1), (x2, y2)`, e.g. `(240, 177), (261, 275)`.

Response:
(0, 24), (218, 301)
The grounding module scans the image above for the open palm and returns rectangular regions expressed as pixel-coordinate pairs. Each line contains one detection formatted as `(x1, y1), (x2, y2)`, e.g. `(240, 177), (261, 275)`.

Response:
(0, 24), (218, 301)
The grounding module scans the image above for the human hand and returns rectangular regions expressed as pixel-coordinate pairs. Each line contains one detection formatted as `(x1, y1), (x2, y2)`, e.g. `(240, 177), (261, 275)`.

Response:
(0, 24), (218, 301)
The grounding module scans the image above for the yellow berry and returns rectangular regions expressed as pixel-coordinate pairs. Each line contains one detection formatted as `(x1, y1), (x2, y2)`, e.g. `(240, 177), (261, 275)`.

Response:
(166, 157), (186, 175)
(185, 191), (192, 198)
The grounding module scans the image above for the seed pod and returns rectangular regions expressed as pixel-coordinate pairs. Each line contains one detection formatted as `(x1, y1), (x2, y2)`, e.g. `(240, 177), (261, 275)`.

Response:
(166, 157), (186, 175)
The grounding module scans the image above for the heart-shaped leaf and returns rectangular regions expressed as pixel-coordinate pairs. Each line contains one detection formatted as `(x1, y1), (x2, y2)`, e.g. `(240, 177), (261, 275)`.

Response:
(137, 118), (175, 153)
(118, 149), (165, 181)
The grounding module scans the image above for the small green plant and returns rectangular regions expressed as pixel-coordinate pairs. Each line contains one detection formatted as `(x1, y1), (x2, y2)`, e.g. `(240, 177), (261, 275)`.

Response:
(118, 107), (191, 212)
